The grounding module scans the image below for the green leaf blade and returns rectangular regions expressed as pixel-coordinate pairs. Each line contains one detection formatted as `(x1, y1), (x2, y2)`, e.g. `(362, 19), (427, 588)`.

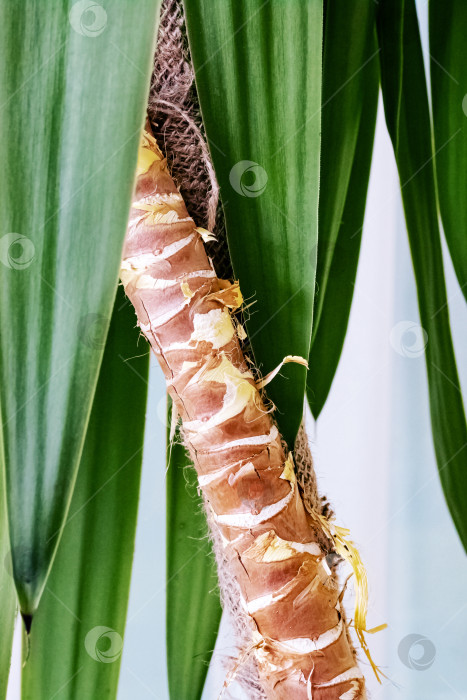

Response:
(0, 1), (160, 614)
(166, 405), (222, 700)
(312, 1), (377, 332)
(308, 67), (379, 418)
(21, 287), (149, 700)
(429, 0), (467, 300)
(185, 0), (323, 445)
(0, 455), (16, 700)
(307, 2), (379, 417)
(377, 0), (467, 550)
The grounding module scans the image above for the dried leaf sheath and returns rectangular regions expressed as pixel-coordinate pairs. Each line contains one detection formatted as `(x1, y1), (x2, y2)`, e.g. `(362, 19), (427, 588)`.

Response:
(121, 130), (366, 699)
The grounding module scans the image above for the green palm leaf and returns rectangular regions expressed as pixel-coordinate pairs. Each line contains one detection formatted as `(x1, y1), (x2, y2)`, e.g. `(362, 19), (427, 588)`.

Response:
(166, 402), (221, 700)
(377, 0), (467, 550)
(307, 2), (379, 417)
(308, 86), (379, 417)
(0, 454), (16, 699)
(0, 0), (160, 615)
(185, 0), (323, 446)
(22, 288), (149, 700)
(429, 0), (467, 300)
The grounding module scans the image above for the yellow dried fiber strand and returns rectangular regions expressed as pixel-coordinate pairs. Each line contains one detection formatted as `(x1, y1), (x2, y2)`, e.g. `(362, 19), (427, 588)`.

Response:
(308, 509), (386, 683)
(196, 226), (217, 243)
(205, 279), (243, 309)
(355, 629), (385, 684)
(256, 355), (309, 390)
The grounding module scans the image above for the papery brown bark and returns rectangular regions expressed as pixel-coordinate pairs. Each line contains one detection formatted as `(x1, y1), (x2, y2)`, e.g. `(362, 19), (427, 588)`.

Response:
(120, 129), (366, 699)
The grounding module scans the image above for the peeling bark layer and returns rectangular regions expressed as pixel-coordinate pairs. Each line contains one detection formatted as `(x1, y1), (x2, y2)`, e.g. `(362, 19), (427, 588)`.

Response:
(121, 130), (366, 699)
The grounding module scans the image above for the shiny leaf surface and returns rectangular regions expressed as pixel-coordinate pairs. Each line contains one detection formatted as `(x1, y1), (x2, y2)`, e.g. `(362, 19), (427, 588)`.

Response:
(185, 0), (323, 445)
(22, 288), (149, 699)
(166, 401), (222, 700)
(377, 0), (467, 550)
(0, 0), (160, 613)
(308, 2), (379, 417)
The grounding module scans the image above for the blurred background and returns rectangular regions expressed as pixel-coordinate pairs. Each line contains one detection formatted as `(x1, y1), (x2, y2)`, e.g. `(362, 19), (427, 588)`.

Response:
(7, 2), (467, 699)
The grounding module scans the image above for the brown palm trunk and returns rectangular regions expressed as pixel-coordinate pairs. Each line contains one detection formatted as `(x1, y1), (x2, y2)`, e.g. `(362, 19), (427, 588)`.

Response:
(121, 128), (367, 699)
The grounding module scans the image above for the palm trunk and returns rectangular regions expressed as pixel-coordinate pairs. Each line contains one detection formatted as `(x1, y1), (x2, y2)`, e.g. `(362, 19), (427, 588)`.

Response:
(120, 128), (366, 699)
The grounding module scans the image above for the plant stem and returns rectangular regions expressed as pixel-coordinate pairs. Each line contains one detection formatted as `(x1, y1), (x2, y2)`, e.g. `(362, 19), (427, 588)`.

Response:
(120, 128), (366, 699)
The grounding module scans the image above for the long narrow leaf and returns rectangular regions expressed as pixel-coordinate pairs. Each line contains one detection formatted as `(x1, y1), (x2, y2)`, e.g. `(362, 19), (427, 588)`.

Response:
(377, 0), (467, 550)
(185, 0), (323, 445)
(308, 53), (379, 418)
(166, 402), (221, 700)
(0, 1), (160, 615)
(307, 2), (379, 417)
(376, 0), (404, 155)
(22, 288), (149, 700)
(0, 449), (16, 699)
(312, 1), (377, 334)
(429, 0), (467, 300)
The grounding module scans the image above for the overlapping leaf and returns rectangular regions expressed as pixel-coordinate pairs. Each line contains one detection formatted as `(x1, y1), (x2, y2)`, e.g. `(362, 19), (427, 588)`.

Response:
(308, 2), (379, 417)
(166, 401), (221, 700)
(0, 454), (16, 699)
(185, 0), (323, 445)
(429, 0), (467, 301)
(377, 0), (467, 550)
(0, 0), (160, 615)
(22, 288), (149, 699)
